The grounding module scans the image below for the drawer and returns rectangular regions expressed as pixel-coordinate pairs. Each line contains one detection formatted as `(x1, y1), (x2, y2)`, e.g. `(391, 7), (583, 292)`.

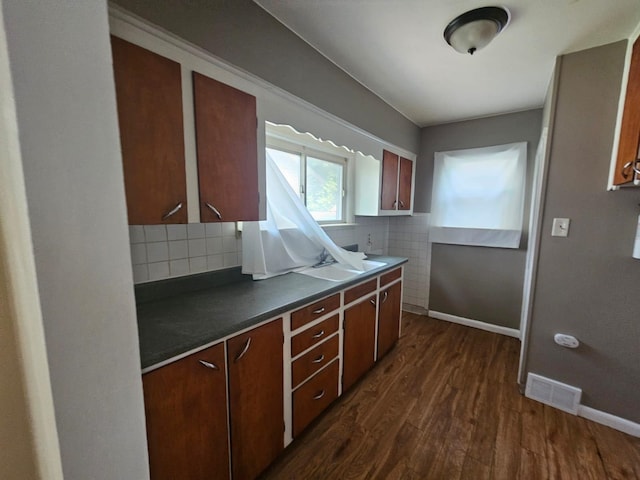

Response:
(292, 334), (339, 388)
(291, 293), (340, 330)
(291, 314), (339, 358)
(380, 268), (401, 287)
(292, 360), (339, 437)
(344, 278), (377, 305)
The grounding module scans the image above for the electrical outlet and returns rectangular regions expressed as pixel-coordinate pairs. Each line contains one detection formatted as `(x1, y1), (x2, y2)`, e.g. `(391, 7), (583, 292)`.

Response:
(552, 218), (570, 237)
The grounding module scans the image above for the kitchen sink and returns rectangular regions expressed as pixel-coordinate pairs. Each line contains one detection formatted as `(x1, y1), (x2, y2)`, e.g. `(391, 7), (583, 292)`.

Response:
(297, 259), (386, 282)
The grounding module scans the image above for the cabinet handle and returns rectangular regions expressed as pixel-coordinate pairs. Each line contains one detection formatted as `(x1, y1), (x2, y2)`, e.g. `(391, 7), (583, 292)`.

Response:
(621, 160), (640, 179)
(312, 329), (325, 339)
(370, 298), (376, 307)
(205, 202), (223, 220)
(311, 354), (325, 364)
(234, 337), (251, 363)
(198, 360), (219, 370)
(313, 390), (325, 400)
(162, 202), (183, 220)
(392, 200), (397, 208)
(312, 307), (325, 315)
(399, 200), (405, 208)
(382, 291), (389, 304)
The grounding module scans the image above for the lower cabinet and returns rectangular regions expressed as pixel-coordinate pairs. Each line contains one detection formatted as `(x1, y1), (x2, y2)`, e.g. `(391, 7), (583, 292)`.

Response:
(343, 293), (377, 392)
(292, 359), (339, 437)
(142, 268), (403, 479)
(377, 281), (402, 360)
(142, 343), (230, 480)
(227, 319), (284, 480)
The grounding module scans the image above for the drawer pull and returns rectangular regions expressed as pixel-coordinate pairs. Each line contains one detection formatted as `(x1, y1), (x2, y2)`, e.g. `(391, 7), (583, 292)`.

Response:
(313, 390), (326, 400)
(312, 329), (325, 339)
(370, 298), (376, 307)
(312, 307), (326, 315)
(198, 360), (219, 370)
(382, 291), (388, 304)
(161, 202), (183, 220)
(234, 337), (251, 363)
(205, 202), (223, 220)
(311, 354), (325, 364)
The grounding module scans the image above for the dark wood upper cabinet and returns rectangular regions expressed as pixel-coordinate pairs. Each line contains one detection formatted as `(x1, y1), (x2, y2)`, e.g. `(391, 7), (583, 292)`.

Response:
(193, 72), (259, 222)
(111, 36), (187, 224)
(343, 295), (377, 392)
(613, 38), (640, 186)
(227, 319), (284, 480)
(398, 157), (413, 210)
(142, 343), (229, 480)
(377, 281), (402, 360)
(381, 149), (413, 211)
(381, 150), (399, 210)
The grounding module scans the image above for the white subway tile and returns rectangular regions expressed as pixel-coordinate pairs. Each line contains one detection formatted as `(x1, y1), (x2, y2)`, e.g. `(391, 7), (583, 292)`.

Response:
(169, 259), (190, 276)
(129, 225), (145, 244)
(205, 223), (222, 237)
(130, 243), (147, 265)
(189, 256), (207, 273)
(144, 225), (167, 242)
(206, 237), (223, 255)
(223, 252), (239, 267)
(167, 224), (187, 241)
(207, 254), (224, 270)
(223, 236), (238, 253)
(148, 262), (169, 280)
(221, 222), (236, 237)
(168, 240), (188, 260)
(132, 264), (148, 283)
(188, 239), (206, 257)
(187, 223), (205, 239)
(146, 242), (169, 263)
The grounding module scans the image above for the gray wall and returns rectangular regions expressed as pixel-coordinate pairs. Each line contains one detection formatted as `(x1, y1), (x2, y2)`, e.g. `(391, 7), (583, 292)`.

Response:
(419, 110), (543, 329)
(525, 40), (640, 422)
(112, 0), (420, 153)
(2, 0), (150, 478)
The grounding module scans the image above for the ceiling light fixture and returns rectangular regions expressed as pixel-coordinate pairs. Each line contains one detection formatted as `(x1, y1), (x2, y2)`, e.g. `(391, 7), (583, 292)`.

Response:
(444, 6), (510, 55)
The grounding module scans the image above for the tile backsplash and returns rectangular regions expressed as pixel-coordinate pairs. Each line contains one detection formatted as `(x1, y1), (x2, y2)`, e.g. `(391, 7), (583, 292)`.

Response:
(388, 213), (431, 311)
(129, 223), (242, 283)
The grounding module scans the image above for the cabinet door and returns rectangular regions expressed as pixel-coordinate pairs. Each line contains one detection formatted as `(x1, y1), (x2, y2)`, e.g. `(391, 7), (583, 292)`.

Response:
(193, 72), (259, 222)
(613, 38), (640, 185)
(142, 343), (229, 480)
(398, 157), (413, 210)
(377, 281), (402, 360)
(380, 150), (399, 210)
(343, 295), (377, 391)
(227, 319), (284, 480)
(111, 36), (187, 225)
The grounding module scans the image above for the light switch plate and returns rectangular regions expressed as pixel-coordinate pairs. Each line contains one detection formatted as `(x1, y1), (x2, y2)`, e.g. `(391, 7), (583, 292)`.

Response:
(552, 218), (570, 237)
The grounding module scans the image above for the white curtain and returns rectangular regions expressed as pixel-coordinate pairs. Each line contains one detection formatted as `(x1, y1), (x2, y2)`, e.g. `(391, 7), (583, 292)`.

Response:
(242, 152), (365, 280)
(430, 142), (527, 248)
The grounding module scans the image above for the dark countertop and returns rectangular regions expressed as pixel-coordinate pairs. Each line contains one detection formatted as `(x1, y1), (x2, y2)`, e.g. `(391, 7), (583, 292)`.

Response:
(136, 255), (407, 370)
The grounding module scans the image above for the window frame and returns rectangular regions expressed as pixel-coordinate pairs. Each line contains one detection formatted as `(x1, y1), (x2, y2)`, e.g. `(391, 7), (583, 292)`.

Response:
(266, 136), (348, 225)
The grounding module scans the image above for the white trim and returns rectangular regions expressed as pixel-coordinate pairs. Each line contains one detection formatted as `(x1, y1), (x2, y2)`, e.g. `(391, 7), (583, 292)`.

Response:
(428, 310), (520, 338)
(108, 4), (417, 161)
(578, 405), (640, 438)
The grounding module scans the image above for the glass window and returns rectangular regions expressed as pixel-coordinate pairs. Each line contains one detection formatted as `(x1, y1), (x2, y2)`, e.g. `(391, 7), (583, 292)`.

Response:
(430, 142), (527, 248)
(266, 145), (346, 223)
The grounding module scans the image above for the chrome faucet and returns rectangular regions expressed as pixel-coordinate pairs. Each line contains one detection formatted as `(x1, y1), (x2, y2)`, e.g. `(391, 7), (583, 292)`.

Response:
(313, 248), (336, 268)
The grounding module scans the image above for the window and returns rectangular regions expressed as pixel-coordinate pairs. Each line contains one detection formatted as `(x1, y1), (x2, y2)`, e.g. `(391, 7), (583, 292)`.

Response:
(267, 142), (347, 224)
(430, 142), (527, 248)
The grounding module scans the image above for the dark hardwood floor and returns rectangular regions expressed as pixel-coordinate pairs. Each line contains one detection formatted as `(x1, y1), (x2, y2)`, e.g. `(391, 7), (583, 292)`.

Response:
(262, 313), (640, 479)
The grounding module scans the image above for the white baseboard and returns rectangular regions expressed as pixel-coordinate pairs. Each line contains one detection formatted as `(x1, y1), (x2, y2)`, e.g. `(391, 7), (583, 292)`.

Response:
(578, 405), (640, 438)
(402, 303), (428, 315)
(428, 310), (520, 338)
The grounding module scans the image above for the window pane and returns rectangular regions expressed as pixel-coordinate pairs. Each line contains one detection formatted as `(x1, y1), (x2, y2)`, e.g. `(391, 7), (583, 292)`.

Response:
(267, 147), (301, 198)
(306, 156), (343, 222)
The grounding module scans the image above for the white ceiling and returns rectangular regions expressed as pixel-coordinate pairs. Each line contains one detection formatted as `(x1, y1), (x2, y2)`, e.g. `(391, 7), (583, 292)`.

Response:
(254, 0), (640, 127)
